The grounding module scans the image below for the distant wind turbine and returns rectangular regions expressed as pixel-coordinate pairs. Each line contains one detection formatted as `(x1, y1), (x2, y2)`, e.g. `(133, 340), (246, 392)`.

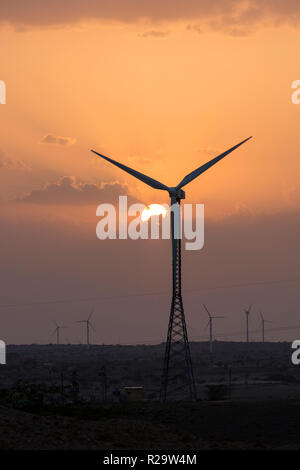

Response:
(91, 136), (252, 401)
(260, 311), (272, 343)
(52, 322), (66, 345)
(244, 304), (252, 343)
(75, 309), (95, 347)
(203, 304), (225, 353)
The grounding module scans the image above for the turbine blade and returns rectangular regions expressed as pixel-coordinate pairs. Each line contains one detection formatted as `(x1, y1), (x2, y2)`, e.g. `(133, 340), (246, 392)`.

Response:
(176, 136), (252, 189)
(203, 304), (211, 318)
(88, 308), (94, 321)
(260, 311), (264, 321)
(91, 150), (169, 191)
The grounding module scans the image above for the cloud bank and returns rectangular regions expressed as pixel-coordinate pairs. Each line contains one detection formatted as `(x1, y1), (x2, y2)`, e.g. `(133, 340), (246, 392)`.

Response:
(0, 151), (30, 171)
(14, 176), (138, 205)
(40, 134), (76, 146)
(0, 0), (300, 31)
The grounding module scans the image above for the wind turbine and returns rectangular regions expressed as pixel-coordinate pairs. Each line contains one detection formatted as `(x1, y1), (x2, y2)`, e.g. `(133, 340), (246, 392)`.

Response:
(52, 322), (66, 345)
(91, 136), (252, 401)
(260, 311), (272, 343)
(244, 304), (252, 343)
(203, 304), (225, 354)
(75, 309), (95, 348)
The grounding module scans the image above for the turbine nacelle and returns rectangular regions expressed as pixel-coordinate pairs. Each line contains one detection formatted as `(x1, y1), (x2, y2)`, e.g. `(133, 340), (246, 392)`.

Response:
(168, 187), (185, 201)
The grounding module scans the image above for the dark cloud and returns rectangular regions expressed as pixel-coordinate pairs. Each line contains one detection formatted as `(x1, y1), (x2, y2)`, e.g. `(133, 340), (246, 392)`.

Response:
(40, 134), (76, 146)
(0, 151), (30, 171)
(14, 176), (139, 205)
(186, 23), (203, 34)
(0, 1), (300, 31)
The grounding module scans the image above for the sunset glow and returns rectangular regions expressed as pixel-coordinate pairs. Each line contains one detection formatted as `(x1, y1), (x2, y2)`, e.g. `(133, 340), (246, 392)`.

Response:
(141, 204), (168, 222)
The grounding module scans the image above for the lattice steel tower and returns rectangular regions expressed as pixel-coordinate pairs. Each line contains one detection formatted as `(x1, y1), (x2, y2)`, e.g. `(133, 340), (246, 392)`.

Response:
(160, 194), (197, 402)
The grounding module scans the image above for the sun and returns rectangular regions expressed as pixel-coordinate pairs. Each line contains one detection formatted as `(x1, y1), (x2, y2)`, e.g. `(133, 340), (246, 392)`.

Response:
(141, 204), (167, 222)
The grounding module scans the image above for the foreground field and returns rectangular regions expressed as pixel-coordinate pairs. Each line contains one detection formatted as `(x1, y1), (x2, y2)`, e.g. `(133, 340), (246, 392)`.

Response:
(0, 342), (299, 449)
(0, 399), (300, 450)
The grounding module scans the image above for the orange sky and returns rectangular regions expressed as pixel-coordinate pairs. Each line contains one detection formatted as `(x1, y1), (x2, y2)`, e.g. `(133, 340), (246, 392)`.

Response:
(0, 4), (300, 343)
(1, 20), (300, 215)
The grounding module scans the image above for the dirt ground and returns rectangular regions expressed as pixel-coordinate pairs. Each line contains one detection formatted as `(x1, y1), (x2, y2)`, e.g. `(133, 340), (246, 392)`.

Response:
(0, 342), (299, 450)
(0, 399), (300, 450)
